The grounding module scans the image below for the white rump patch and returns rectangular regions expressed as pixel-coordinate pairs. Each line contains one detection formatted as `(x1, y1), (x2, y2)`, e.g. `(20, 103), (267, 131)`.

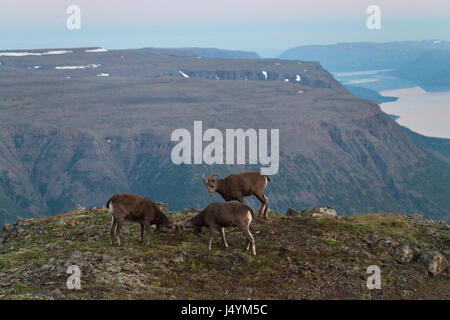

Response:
(296, 74), (301, 82)
(97, 73), (110, 77)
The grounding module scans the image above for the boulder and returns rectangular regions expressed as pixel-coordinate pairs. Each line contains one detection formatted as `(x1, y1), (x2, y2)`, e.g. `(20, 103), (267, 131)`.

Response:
(1, 223), (14, 233)
(301, 206), (338, 217)
(395, 244), (415, 264)
(74, 204), (86, 213)
(419, 250), (448, 276)
(286, 208), (300, 217)
(156, 202), (169, 212)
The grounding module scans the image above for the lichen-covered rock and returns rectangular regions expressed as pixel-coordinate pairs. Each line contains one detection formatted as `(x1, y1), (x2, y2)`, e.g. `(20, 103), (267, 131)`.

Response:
(156, 202), (169, 212)
(74, 204), (86, 214)
(286, 208), (300, 217)
(419, 250), (448, 276)
(395, 244), (415, 264)
(301, 206), (338, 217)
(1, 223), (14, 234)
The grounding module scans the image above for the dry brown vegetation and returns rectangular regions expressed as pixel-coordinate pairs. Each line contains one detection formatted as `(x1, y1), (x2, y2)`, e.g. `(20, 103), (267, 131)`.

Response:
(0, 207), (448, 299)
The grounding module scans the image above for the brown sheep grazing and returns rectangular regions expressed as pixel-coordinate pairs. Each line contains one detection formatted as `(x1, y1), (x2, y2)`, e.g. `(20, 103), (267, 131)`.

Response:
(106, 193), (178, 246)
(189, 201), (256, 255)
(202, 171), (270, 219)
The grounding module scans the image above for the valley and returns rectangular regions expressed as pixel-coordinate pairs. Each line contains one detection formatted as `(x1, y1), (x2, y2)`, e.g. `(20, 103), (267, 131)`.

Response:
(0, 47), (449, 224)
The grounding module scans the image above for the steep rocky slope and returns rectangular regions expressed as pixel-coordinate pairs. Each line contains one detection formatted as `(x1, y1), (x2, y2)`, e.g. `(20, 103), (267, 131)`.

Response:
(393, 49), (450, 90)
(0, 48), (449, 224)
(0, 207), (448, 299)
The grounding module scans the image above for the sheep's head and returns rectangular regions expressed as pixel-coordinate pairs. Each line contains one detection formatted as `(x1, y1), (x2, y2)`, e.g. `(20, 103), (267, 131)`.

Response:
(183, 215), (202, 234)
(156, 218), (181, 234)
(202, 173), (220, 197)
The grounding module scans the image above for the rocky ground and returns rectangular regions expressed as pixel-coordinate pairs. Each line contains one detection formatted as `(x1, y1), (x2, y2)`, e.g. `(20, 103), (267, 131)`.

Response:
(0, 206), (448, 300)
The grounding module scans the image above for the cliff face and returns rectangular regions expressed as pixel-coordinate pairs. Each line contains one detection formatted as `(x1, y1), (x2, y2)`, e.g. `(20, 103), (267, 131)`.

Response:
(0, 208), (448, 299)
(0, 48), (449, 224)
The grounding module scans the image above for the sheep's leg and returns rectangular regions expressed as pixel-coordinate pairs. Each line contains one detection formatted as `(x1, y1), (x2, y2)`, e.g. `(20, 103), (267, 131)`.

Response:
(208, 226), (216, 252)
(144, 223), (152, 246)
(245, 239), (251, 251)
(242, 227), (256, 256)
(220, 227), (229, 248)
(115, 219), (123, 246)
(110, 216), (117, 246)
(262, 194), (269, 219)
(254, 193), (267, 219)
(139, 222), (144, 243)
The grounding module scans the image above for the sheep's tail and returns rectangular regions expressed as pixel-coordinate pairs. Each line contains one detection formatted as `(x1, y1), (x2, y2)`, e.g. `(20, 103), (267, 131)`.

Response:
(106, 198), (117, 227)
(106, 199), (113, 212)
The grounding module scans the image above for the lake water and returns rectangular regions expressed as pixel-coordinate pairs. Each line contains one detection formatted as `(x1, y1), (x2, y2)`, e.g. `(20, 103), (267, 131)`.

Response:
(380, 86), (450, 139)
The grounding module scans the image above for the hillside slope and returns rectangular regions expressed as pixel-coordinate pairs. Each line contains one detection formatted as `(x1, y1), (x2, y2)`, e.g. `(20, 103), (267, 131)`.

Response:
(393, 49), (450, 90)
(0, 48), (449, 223)
(278, 40), (450, 72)
(0, 207), (448, 299)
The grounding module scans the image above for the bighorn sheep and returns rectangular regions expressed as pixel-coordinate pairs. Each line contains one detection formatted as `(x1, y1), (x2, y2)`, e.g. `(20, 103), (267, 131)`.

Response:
(202, 171), (270, 219)
(106, 193), (177, 246)
(189, 201), (256, 255)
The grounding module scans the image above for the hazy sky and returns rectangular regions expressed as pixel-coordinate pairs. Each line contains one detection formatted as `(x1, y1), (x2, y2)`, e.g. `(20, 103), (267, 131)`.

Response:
(2, 0), (449, 56)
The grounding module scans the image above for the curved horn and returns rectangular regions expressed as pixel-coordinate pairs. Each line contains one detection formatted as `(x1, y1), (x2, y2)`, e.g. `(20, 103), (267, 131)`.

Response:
(202, 174), (208, 186)
(208, 173), (220, 182)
